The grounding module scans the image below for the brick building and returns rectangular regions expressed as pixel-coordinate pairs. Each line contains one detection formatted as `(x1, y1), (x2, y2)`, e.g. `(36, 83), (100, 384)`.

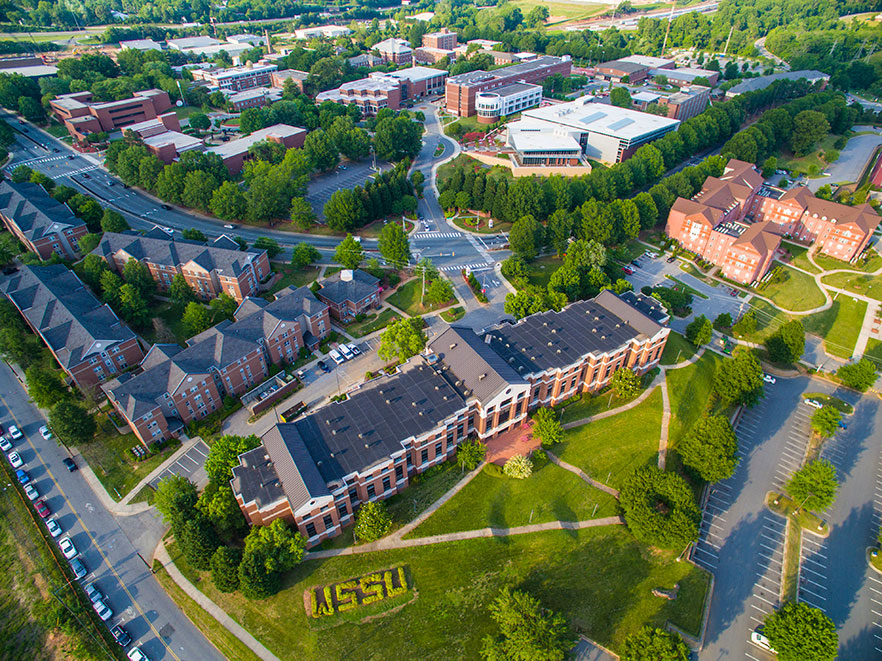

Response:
(125, 113), (203, 164)
(191, 63), (278, 92)
(92, 230), (271, 302)
(445, 56), (572, 117)
(422, 28), (457, 51)
(206, 124), (307, 174)
(657, 85), (710, 121)
(106, 286), (330, 445)
(231, 290), (669, 546)
(0, 180), (88, 260)
(316, 68), (447, 114)
(4, 265), (144, 392)
(651, 67), (719, 87)
(375, 38), (413, 65)
(49, 89), (172, 143)
(270, 69), (309, 93)
(315, 269), (381, 321)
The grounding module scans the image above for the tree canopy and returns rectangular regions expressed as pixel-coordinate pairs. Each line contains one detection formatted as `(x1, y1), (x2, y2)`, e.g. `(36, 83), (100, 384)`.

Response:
(353, 501), (392, 543)
(713, 350), (764, 407)
(679, 415), (739, 483)
(620, 465), (700, 550)
(480, 587), (574, 661)
(766, 320), (805, 364)
(787, 459), (838, 512)
(810, 405), (841, 439)
(379, 317), (426, 363)
(764, 602), (838, 661)
(622, 626), (690, 661)
(334, 234), (364, 270)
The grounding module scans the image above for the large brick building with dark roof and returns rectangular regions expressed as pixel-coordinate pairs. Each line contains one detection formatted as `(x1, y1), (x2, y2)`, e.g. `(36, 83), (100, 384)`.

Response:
(231, 290), (670, 546)
(3, 265), (144, 391)
(0, 180), (88, 260)
(315, 268), (381, 321)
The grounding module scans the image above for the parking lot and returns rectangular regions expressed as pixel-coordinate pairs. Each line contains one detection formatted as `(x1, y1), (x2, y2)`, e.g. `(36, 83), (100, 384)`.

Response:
(148, 440), (209, 491)
(305, 160), (391, 218)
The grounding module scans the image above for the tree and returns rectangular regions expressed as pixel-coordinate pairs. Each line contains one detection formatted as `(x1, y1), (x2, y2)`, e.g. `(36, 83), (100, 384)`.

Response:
(610, 86), (632, 108)
(732, 310), (757, 337)
(374, 116), (422, 161)
(679, 415), (739, 483)
(379, 317), (426, 363)
(211, 546), (242, 593)
(153, 475), (198, 529)
(189, 112), (211, 131)
(169, 273), (197, 305)
(503, 454), (533, 479)
(289, 197), (316, 230)
(378, 222), (411, 268)
(457, 438), (486, 470)
(122, 258), (154, 299)
(532, 408), (562, 448)
(100, 208), (129, 233)
(25, 366), (67, 409)
(291, 242), (320, 269)
(78, 232), (102, 255)
(713, 350), (764, 407)
(509, 215), (542, 260)
(481, 587), (573, 661)
(100, 269), (122, 306)
(622, 627), (690, 661)
(766, 320), (805, 364)
(81, 254), (109, 290)
(714, 312), (732, 330)
(836, 358), (877, 392)
(334, 234), (363, 270)
(787, 460), (838, 512)
(178, 514), (221, 571)
(304, 129), (339, 172)
(811, 405), (841, 439)
(18, 96), (44, 122)
(205, 434), (262, 485)
(198, 484), (247, 535)
(242, 518), (306, 577)
(619, 465), (700, 550)
(210, 181), (246, 221)
(183, 302), (211, 336)
(611, 367), (641, 399)
(685, 314), (713, 346)
(210, 293), (238, 322)
(791, 110), (830, 156)
(117, 284), (150, 326)
(155, 163), (186, 204)
(353, 501), (392, 543)
(182, 171), (219, 211)
(253, 237), (281, 258)
(425, 277), (454, 306)
(762, 156), (778, 178)
(48, 401), (95, 446)
(764, 602), (838, 661)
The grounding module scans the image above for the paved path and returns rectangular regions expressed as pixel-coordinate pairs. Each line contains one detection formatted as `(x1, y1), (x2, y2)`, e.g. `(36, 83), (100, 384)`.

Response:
(118, 436), (206, 506)
(658, 376), (671, 470)
(154, 541), (281, 661)
(547, 451), (620, 498)
(561, 381), (660, 430)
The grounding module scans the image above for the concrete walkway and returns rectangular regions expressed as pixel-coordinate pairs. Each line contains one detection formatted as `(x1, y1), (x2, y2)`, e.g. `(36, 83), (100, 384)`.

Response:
(547, 451), (620, 498)
(658, 377), (672, 470)
(391, 464), (484, 541)
(78, 463), (152, 516)
(153, 541), (281, 661)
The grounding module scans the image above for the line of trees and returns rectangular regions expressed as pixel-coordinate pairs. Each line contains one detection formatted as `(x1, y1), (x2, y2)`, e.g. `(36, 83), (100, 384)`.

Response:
(324, 161), (417, 231)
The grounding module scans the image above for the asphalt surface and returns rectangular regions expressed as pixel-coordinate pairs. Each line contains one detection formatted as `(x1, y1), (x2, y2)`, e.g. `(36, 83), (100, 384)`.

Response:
(0, 361), (224, 661)
(806, 126), (882, 192)
(148, 441), (210, 491)
(305, 158), (391, 218)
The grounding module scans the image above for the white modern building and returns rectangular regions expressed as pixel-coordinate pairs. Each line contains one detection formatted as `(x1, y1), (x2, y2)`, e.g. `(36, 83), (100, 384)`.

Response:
(293, 25), (352, 40)
(119, 39), (163, 51)
(475, 82), (543, 122)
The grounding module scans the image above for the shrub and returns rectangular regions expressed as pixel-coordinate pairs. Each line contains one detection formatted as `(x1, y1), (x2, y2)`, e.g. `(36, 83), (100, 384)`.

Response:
(503, 454), (533, 479)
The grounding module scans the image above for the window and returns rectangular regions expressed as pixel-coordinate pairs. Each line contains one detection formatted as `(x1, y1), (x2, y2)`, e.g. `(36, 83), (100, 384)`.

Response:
(395, 465), (404, 481)
(366, 484), (376, 499)
(435, 442), (443, 457)
(381, 476), (391, 492)
(420, 449), (429, 463)
(348, 486), (358, 503)
(323, 514), (334, 530)
(305, 522), (316, 538)
(337, 502), (348, 518)
(406, 455), (413, 468)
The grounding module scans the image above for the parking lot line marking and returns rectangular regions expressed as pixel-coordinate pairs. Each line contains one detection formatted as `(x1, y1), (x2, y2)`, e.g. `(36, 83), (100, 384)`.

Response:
(800, 587), (826, 601)
(801, 566), (827, 579)
(750, 603), (770, 614)
(803, 577), (826, 590)
(757, 554), (783, 566)
(753, 593), (777, 607)
(695, 546), (719, 559)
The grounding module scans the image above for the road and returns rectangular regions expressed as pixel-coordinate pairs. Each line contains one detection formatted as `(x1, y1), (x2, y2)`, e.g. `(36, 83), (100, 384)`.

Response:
(0, 361), (223, 661)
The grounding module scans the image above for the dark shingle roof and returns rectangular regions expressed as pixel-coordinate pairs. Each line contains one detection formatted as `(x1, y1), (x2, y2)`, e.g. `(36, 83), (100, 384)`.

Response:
(231, 446), (287, 510)
(93, 231), (265, 277)
(263, 424), (331, 509)
(317, 269), (379, 306)
(3, 265), (136, 369)
(0, 180), (85, 243)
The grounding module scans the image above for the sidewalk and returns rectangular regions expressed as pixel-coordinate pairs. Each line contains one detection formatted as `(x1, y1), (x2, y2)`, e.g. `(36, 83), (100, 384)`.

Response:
(117, 436), (206, 506)
(154, 541), (280, 661)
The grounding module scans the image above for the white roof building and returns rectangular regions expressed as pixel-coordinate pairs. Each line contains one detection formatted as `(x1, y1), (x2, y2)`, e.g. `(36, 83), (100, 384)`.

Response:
(293, 25), (352, 40)
(119, 39), (163, 51)
(375, 38), (412, 55)
(167, 36), (221, 51)
(226, 34), (265, 46)
(618, 54), (675, 69)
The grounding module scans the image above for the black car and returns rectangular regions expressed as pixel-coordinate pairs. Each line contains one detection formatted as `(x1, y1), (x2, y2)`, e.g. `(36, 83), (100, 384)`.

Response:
(62, 457), (77, 472)
(52, 148), (59, 153)
(630, 259), (640, 267)
(67, 154), (74, 159)
(110, 624), (131, 647)
(666, 255), (677, 263)
(161, 204), (172, 210)
(317, 360), (331, 373)
(2, 266), (18, 275)
(82, 173), (90, 179)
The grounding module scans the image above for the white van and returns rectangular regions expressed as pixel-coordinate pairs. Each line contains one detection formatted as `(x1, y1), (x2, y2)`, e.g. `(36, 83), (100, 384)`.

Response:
(329, 348), (345, 365)
(339, 344), (354, 360)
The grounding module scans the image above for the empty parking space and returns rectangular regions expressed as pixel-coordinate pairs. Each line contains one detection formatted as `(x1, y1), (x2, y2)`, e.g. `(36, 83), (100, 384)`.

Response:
(148, 441), (209, 490)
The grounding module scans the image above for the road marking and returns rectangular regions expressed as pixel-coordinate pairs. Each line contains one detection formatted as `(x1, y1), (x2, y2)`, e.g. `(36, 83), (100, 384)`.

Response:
(800, 586), (827, 600)
(0, 393), (182, 661)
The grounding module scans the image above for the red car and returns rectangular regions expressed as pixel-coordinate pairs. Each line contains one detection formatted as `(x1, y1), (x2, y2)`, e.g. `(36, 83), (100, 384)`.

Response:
(34, 499), (50, 519)
(622, 266), (634, 275)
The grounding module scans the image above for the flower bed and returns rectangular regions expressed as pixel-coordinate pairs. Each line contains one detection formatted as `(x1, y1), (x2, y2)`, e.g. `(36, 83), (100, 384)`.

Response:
(309, 566), (410, 618)
(462, 269), (488, 303)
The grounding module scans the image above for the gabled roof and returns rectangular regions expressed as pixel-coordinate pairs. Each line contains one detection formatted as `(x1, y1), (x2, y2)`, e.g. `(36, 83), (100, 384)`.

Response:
(3, 265), (136, 370)
(779, 188), (881, 234)
(317, 269), (380, 306)
(0, 180), (85, 242)
(261, 424), (332, 511)
(730, 221), (782, 256)
(671, 196), (723, 226)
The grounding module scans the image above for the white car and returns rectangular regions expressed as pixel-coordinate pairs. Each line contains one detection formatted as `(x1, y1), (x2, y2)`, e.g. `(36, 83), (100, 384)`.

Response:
(8, 451), (22, 468)
(338, 344), (354, 360)
(762, 374), (776, 384)
(39, 425), (52, 440)
(24, 484), (38, 501)
(804, 399), (823, 409)
(46, 517), (62, 538)
(93, 599), (113, 622)
(59, 536), (78, 559)
(328, 348), (345, 365)
(750, 626), (775, 652)
(127, 646), (150, 661)
(8, 425), (21, 440)
(347, 342), (361, 356)
(0, 436), (11, 452)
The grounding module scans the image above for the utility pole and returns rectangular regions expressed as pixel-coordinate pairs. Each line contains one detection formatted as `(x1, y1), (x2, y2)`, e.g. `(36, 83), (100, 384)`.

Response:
(828, 38), (838, 58)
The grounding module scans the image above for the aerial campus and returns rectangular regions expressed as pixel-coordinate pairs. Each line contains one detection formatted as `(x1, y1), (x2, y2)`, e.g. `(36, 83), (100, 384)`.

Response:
(0, 1), (881, 660)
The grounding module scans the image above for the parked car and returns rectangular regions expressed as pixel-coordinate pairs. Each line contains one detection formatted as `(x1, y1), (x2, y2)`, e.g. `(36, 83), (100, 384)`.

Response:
(84, 582), (103, 604)
(8, 425), (21, 440)
(46, 517), (62, 538)
(62, 457), (77, 472)
(750, 626), (775, 652)
(804, 399), (823, 409)
(762, 374), (776, 384)
(0, 437), (9, 452)
(223, 224), (236, 229)
(347, 343), (361, 356)
(15, 468), (29, 484)
(338, 344), (354, 360)
(127, 646), (149, 661)
(24, 484), (38, 501)
(328, 349), (345, 365)
(34, 499), (50, 518)
(317, 360), (331, 373)
(8, 451), (22, 468)
(630, 259), (641, 267)
(621, 266), (634, 275)
(838, 420), (848, 430)
(93, 599), (113, 622)
(59, 536), (78, 559)
(111, 624), (132, 647)
(729, 289), (738, 297)
(70, 558), (87, 580)
(39, 425), (52, 440)
(666, 255), (677, 263)
(1, 266), (17, 275)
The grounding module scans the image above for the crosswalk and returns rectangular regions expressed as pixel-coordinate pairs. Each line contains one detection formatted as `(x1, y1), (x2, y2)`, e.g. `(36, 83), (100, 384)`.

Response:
(439, 262), (492, 273)
(51, 165), (98, 179)
(14, 154), (70, 166)
(413, 231), (462, 239)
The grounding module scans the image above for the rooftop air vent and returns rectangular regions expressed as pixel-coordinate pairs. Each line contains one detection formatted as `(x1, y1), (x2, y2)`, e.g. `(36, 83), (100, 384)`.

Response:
(479, 373), (486, 380)
(449, 343), (457, 349)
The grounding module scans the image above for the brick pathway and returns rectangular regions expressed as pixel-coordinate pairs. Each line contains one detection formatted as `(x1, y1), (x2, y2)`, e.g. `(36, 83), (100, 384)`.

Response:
(484, 420), (539, 465)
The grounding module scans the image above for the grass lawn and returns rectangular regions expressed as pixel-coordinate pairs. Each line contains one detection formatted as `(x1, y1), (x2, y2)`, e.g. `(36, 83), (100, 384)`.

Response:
(557, 388), (663, 490)
(440, 306), (465, 322)
(781, 241), (820, 274)
(756, 263), (826, 312)
(737, 298), (793, 343)
(174, 105), (207, 120)
(801, 294), (867, 359)
(525, 255), (562, 289)
(822, 271), (882, 301)
(452, 214), (513, 234)
(679, 261), (718, 285)
(865, 338), (882, 365)
(268, 263), (319, 295)
(666, 352), (724, 447)
(384, 460), (467, 531)
(554, 380), (650, 426)
(775, 134), (838, 176)
(510, 0), (606, 21)
(660, 331), (697, 366)
(44, 121), (70, 138)
(167, 525), (710, 658)
(140, 300), (190, 346)
(814, 248), (882, 274)
(409, 460), (619, 538)
(358, 218), (415, 239)
(386, 278), (455, 316)
(346, 308), (401, 337)
(77, 414), (179, 501)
